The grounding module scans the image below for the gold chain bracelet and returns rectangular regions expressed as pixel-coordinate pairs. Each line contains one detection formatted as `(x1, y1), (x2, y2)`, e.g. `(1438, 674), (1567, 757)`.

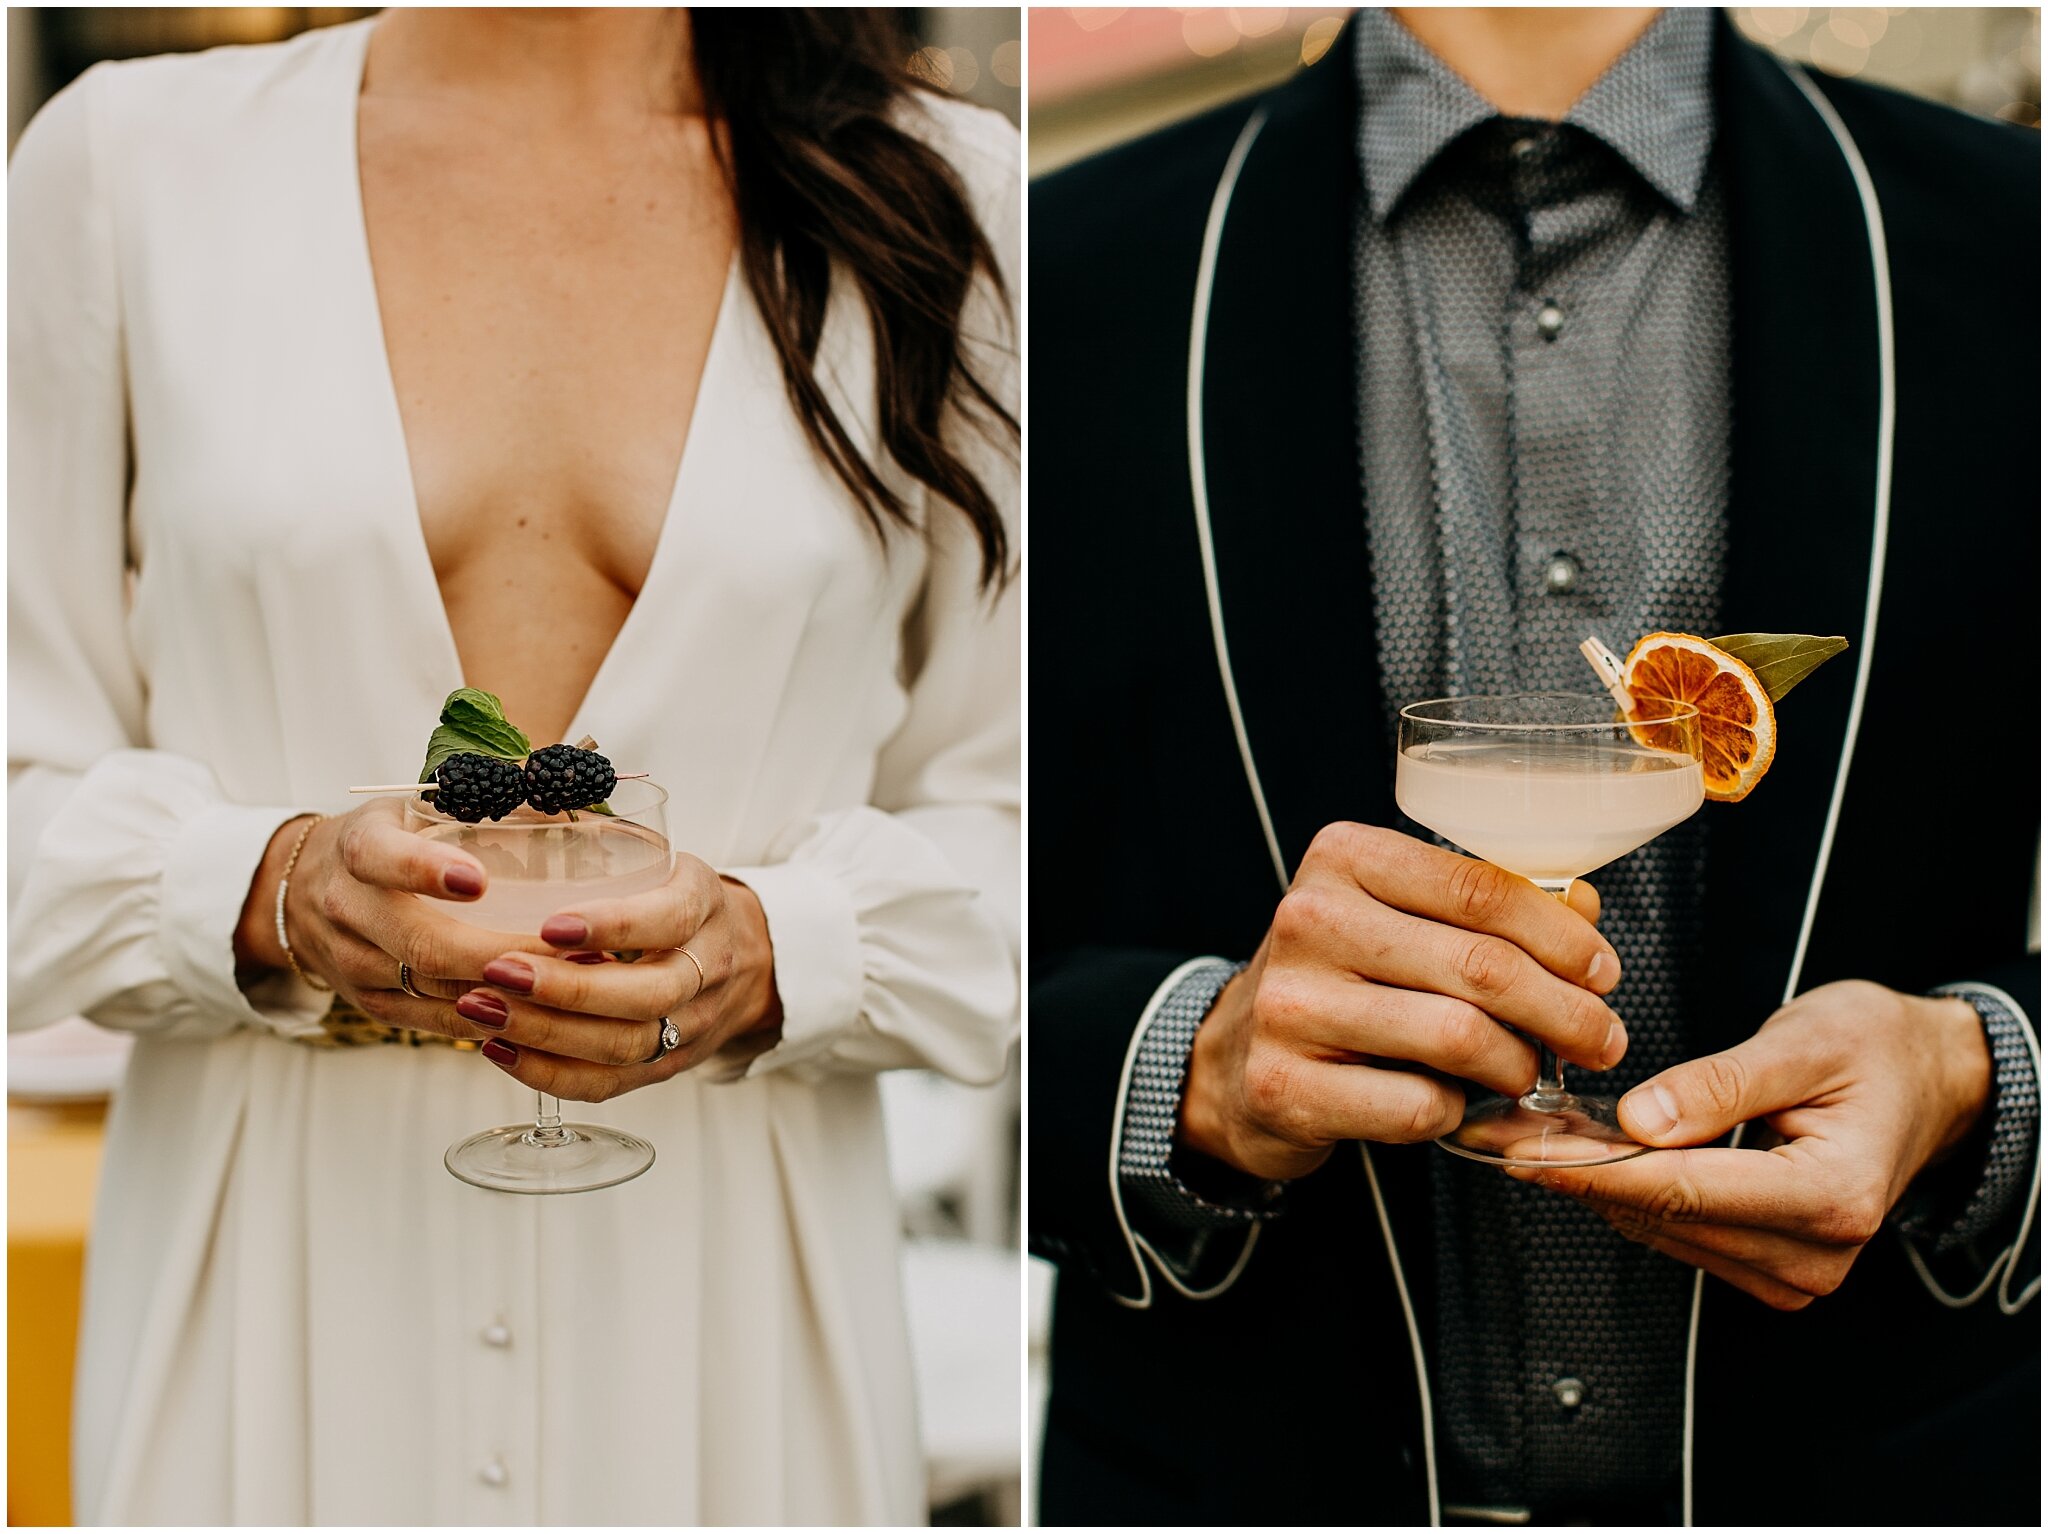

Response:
(274, 814), (333, 992)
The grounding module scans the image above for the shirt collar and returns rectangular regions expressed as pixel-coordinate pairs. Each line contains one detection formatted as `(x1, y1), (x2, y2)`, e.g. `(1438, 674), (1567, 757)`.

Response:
(1352, 7), (1717, 223)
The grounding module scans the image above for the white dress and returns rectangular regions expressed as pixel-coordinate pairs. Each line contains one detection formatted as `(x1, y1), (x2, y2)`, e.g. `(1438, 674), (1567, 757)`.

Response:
(8, 19), (1019, 1526)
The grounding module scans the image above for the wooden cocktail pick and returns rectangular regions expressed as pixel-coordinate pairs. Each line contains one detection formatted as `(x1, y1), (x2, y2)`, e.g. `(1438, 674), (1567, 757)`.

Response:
(348, 772), (649, 796)
(1579, 636), (1635, 713)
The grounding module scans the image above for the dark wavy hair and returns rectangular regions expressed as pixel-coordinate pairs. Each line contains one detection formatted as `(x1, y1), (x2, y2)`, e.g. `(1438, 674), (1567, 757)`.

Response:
(689, 9), (1015, 590)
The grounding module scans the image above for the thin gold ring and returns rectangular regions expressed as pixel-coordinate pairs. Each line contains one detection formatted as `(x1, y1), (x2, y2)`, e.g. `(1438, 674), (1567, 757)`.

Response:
(677, 947), (707, 1002)
(399, 962), (429, 1000)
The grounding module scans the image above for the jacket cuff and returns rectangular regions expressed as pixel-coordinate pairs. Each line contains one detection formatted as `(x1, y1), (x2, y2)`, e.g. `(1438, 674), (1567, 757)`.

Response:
(1118, 957), (1282, 1229)
(1896, 983), (2040, 1255)
(1109, 957), (1279, 1300)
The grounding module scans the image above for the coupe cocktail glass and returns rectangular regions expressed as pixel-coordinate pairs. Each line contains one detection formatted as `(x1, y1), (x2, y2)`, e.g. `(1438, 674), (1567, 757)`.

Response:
(1395, 693), (1704, 1168)
(408, 779), (674, 1193)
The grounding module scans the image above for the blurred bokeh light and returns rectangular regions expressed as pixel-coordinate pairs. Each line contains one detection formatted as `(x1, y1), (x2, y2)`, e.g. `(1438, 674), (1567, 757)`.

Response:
(1734, 6), (2040, 125)
(1030, 7), (2040, 175)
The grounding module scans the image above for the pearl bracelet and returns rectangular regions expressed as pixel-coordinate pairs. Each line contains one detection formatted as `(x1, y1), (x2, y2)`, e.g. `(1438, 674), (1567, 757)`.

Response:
(274, 815), (334, 992)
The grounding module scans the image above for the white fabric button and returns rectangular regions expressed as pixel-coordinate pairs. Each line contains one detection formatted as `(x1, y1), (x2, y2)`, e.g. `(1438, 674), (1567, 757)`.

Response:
(1544, 553), (1580, 593)
(481, 1321), (512, 1348)
(1536, 302), (1566, 338)
(479, 1457), (508, 1487)
(1552, 1376), (1586, 1409)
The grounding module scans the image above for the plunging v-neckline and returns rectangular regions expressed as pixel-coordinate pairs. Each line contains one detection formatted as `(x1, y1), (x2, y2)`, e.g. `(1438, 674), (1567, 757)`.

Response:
(339, 17), (735, 746)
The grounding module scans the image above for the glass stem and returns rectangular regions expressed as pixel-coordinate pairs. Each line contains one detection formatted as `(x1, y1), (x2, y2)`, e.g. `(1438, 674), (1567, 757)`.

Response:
(1523, 882), (1576, 1113)
(529, 1090), (572, 1148)
(1525, 1045), (1570, 1113)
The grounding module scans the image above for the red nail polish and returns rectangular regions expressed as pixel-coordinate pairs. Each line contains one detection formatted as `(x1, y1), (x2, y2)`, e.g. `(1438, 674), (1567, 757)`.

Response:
(541, 915), (589, 947)
(563, 950), (611, 966)
(481, 1039), (518, 1068)
(443, 865), (484, 897)
(457, 991), (509, 1029)
(482, 957), (534, 993)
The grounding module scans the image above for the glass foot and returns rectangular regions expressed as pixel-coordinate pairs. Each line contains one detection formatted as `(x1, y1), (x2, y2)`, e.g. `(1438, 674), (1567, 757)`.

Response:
(445, 1122), (655, 1194)
(1437, 1090), (1651, 1168)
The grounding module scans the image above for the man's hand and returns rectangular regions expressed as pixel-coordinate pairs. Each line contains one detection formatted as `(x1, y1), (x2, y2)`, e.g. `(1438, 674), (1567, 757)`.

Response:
(1178, 822), (1626, 1182)
(1510, 979), (1994, 1310)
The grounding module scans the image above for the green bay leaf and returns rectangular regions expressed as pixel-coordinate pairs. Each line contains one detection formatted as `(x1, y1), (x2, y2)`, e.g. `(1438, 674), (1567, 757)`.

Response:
(1708, 632), (1849, 703)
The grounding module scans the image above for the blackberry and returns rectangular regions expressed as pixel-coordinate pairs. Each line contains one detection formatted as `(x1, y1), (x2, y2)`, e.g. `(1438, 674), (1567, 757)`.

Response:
(432, 753), (528, 823)
(523, 744), (617, 815)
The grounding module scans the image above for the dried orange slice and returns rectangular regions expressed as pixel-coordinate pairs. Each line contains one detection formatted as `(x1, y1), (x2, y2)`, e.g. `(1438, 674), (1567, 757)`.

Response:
(1621, 632), (1776, 802)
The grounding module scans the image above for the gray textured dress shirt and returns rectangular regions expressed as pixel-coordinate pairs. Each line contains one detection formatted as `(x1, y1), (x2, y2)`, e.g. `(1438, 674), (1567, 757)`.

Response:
(1118, 5), (2040, 1516)
(1357, 8), (1724, 1507)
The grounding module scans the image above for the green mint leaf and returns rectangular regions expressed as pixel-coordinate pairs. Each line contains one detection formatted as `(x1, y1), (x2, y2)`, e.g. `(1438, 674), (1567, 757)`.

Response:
(441, 687), (509, 725)
(1708, 633), (1850, 703)
(447, 714), (530, 759)
(438, 688), (530, 760)
(584, 800), (616, 816)
(420, 723), (518, 782)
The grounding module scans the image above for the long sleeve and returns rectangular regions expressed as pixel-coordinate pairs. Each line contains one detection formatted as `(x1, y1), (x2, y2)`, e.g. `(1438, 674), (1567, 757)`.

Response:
(1115, 959), (1281, 1288)
(712, 103), (1020, 1089)
(1031, 951), (1279, 1307)
(1029, 948), (1200, 1295)
(1893, 958), (2041, 1312)
(8, 68), (323, 1041)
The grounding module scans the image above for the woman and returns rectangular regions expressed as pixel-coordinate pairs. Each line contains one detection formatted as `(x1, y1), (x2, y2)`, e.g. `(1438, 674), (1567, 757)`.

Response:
(10, 8), (1018, 1524)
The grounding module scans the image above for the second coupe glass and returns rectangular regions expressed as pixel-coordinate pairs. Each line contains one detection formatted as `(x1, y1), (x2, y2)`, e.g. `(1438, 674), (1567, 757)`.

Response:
(1395, 693), (1704, 1168)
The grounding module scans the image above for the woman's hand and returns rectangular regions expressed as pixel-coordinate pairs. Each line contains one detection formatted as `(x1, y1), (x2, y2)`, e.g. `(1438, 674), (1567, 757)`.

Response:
(235, 799), (557, 1039)
(456, 855), (786, 1101)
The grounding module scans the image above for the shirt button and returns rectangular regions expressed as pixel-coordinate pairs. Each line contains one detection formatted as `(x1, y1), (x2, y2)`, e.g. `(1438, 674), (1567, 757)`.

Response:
(1511, 135), (1541, 162)
(479, 1457), (509, 1487)
(481, 1320), (512, 1348)
(1544, 553), (1580, 593)
(1552, 1376), (1586, 1409)
(1536, 302), (1566, 339)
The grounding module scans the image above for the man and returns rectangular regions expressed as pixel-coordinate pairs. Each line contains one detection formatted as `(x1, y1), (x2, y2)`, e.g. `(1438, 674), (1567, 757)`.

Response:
(1031, 8), (2038, 1525)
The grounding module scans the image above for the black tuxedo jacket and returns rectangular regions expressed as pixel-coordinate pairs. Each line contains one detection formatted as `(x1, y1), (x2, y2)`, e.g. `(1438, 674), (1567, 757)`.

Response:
(1030, 15), (2039, 1526)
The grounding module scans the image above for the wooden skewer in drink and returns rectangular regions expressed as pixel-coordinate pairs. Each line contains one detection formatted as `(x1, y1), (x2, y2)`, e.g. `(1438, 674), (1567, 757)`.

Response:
(346, 775), (650, 795)
(1579, 635), (1636, 712)
(349, 738), (646, 795)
